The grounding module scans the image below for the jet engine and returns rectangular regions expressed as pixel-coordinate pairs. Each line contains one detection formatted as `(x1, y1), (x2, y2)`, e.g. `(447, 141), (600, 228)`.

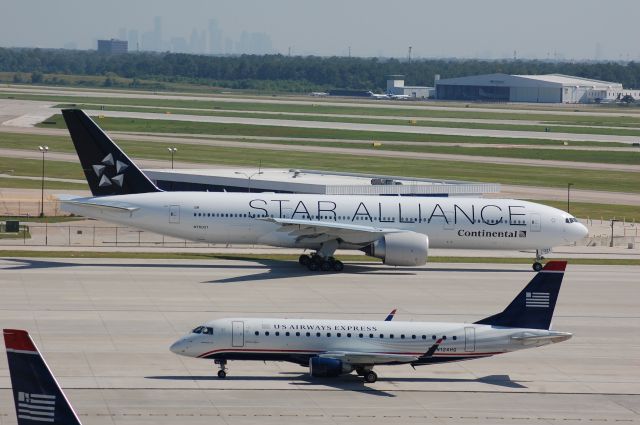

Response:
(309, 357), (348, 377)
(362, 232), (428, 266)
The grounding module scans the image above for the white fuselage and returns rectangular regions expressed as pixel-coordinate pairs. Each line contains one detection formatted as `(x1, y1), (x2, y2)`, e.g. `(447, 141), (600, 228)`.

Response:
(170, 317), (571, 366)
(61, 192), (588, 251)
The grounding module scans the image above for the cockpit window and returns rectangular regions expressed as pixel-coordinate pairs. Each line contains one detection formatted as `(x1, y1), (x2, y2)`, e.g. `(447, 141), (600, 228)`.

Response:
(202, 327), (214, 335)
(192, 326), (204, 334)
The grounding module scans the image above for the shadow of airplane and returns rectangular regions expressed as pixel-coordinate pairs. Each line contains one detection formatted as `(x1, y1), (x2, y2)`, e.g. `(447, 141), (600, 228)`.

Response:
(0, 257), (532, 285)
(145, 372), (527, 395)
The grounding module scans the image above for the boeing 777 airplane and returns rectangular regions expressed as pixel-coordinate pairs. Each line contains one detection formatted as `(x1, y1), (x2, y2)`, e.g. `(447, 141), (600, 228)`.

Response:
(59, 110), (588, 271)
(171, 261), (571, 383)
(4, 329), (83, 425)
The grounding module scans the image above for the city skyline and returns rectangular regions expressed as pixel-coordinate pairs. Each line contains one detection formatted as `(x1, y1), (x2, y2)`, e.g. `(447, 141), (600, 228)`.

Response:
(1, 0), (640, 60)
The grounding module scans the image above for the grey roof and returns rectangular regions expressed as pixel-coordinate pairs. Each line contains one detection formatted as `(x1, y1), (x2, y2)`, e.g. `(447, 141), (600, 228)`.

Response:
(436, 73), (621, 88)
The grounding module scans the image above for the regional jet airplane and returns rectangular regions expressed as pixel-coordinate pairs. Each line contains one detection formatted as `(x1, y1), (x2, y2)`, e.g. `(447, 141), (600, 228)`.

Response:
(170, 261), (571, 383)
(4, 329), (83, 425)
(59, 110), (588, 271)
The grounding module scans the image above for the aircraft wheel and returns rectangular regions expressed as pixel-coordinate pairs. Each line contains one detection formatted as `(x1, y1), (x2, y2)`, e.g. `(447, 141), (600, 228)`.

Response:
(355, 368), (365, 376)
(320, 261), (332, 272)
(299, 254), (310, 265)
(307, 261), (320, 271)
(217, 370), (227, 379)
(332, 260), (344, 272)
(532, 262), (543, 271)
(363, 370), (377, 383)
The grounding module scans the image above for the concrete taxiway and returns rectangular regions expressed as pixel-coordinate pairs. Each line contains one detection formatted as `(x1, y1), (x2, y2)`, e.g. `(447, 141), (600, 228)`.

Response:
(0, 259), (638, 424)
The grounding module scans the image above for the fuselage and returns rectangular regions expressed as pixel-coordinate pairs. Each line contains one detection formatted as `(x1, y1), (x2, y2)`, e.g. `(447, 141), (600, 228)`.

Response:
(61, 192), (588, 251)
(170, 317), (572, 366)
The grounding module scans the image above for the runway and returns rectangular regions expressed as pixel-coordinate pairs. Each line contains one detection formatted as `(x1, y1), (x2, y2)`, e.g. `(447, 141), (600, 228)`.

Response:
(0, 258), (638, 424)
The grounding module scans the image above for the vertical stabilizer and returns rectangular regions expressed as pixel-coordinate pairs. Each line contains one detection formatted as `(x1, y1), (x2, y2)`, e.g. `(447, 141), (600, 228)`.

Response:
(4, 329), (82, 425)
(62, 109), (159, 196)
(474, 261), (567, 330)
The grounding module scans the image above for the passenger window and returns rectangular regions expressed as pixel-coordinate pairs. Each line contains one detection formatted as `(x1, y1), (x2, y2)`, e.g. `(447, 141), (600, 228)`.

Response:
(359, 333), (363, 338)
(265, 331), (269, 336)
(369, 334), (374, 338)
(389, 334), (394, 339)
(306, 332), (310, 337)
(275, 332), (280, 336)
(316, 332), (321, 337)
(255, 331), (259, 336)
(422, 335), (426, 339)
(286, 332), (290, 336)
(296, 332), (300, 337)
(432, 335), (436, 340)
(412, 335), (416, 339)
(337, 333), (341, 337)
(326, 333), (331, 337)
(347, 333), (352, 338)
(379, 334), (384, 339)
(442, 336), (447, 340)
(452, 336), (457, 340)
(401, 335), (405, 339)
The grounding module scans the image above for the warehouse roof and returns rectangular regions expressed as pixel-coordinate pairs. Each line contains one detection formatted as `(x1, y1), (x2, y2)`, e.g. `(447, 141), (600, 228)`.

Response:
(436, 73), (621, 88)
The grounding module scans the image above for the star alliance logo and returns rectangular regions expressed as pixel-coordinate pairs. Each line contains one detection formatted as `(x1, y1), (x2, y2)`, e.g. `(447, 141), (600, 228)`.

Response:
(92, 153), (128, 188)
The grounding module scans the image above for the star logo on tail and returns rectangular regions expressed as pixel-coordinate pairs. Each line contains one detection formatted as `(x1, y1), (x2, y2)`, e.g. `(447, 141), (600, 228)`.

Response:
(92, 153), (129, 188)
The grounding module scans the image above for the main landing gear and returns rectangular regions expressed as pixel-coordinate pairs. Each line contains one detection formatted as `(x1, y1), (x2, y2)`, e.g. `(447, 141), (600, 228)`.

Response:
(299, 254), (344, 272)
(215, 359), (227, 378)
(355, 367), (378, 383)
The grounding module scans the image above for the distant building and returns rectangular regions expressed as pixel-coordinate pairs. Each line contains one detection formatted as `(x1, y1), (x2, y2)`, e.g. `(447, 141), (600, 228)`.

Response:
(435, 73), (638, 103)
(386, 75), (434, 99)
(97, 39), (128, 54)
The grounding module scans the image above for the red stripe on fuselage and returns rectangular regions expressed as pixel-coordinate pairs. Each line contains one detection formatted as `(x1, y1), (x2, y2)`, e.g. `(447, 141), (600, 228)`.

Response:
(197, 348), (504, 358)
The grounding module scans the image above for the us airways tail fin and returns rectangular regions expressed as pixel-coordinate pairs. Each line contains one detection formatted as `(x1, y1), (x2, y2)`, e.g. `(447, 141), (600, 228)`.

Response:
(62, 109), (159, 196)
(474, 261), (567, 330)
(4, 329), (82, 425)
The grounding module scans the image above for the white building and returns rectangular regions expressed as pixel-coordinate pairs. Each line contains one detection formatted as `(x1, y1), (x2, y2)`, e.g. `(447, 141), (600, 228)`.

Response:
(435, 73), (635, 103)
(143, 168), (499, 197)
(386, 75), (434, 99)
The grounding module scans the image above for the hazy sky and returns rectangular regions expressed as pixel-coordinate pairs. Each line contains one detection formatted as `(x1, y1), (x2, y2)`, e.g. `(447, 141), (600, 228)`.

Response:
(2, 0), (639, 60)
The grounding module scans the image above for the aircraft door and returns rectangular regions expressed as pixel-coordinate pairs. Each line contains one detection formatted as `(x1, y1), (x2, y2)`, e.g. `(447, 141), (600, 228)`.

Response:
(169, 205), (180, 224)
(464, 327), (476, 352)
(232, 321), (245, 347)
(530, 213), (541, 232)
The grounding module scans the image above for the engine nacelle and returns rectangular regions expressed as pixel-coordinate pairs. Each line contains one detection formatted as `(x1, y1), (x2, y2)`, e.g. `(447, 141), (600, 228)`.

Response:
(362, 232), (429, 266)
(309, 357), (345, 377)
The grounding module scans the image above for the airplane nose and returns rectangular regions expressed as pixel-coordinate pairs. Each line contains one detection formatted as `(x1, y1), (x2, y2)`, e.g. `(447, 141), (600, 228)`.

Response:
(169, 338), (188, 355)
(578, 223), (589, 239)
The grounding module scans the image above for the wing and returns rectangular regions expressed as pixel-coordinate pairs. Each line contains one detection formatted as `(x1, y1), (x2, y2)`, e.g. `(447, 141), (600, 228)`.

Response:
(259, 217), (403, 245)
(319, 351), (419, 365)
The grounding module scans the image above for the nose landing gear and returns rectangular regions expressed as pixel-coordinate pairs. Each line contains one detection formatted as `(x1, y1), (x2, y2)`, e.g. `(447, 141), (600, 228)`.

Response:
(533, 249), (550, 271)
(215, 359), (227, 378)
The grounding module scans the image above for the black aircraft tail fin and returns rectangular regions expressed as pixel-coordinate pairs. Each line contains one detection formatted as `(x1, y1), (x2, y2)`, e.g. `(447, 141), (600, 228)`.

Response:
(62, 109), (160, 196)
(474, 261), (567, 330)
(4, 329), (83, 425)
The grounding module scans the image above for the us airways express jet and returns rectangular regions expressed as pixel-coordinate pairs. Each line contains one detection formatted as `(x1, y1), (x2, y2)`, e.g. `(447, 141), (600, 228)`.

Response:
(59, 110), (588, 271)
(171, 261), (571, 383)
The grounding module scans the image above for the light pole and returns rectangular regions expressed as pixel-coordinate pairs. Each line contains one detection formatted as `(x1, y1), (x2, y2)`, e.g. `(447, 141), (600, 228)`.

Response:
(38, 145), (48, 217)
(567, 182), (574, 214)
(167, 147), (177, 169)
(235, 171), (263, 193)
(610, 219), (620, 247)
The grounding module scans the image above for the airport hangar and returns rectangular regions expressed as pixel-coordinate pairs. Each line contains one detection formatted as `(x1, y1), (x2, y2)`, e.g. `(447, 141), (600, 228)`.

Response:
(435, 73), (633, 103)
(143, 168), (499, 196)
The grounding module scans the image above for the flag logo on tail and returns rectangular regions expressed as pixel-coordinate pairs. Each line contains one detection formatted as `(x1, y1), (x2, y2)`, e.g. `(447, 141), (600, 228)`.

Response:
(17, 392), (55, 423)
(526, 292), (550, 308)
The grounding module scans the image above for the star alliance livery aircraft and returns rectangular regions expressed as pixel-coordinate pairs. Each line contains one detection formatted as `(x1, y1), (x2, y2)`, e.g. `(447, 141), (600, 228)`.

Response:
(59, 110), (588, 271)
(170, 261), (572, 383)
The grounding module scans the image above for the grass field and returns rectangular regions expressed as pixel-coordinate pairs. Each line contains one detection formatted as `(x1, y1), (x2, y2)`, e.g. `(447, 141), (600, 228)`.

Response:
(2, 127), (638, 165)
(6, 90), (640, 127)
(0, 250), (638, 266)
(0, 177), (87, 190)
(51, 102), (640, 138)
(532, 200), (640, 222)
(37, 114), (630, 148)
(2, 137), (639, 194)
